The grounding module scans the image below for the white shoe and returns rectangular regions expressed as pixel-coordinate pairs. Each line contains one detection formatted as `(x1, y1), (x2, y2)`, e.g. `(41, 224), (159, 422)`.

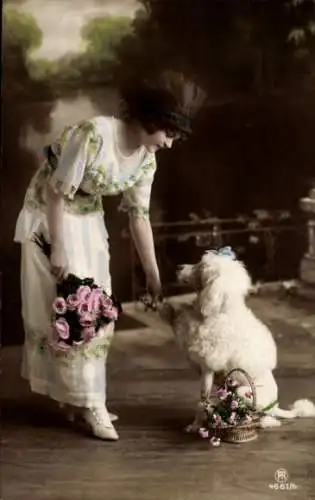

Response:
(109, 412), (118, 422)
(82, 407), (119, 441)
(59, 403), (118, 423)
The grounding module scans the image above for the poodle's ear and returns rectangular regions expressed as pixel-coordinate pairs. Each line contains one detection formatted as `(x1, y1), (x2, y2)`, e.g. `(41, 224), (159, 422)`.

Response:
(198, 258), (252, 316)
(177, 264), (195, 285)
(199, 277), (225, 316)
(198, 256), (227, 315)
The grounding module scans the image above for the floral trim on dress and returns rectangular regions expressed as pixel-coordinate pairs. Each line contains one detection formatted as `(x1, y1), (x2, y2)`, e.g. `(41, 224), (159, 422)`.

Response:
(48, 120), (104, 200)
(23, 117), (157, 217)
(119, 157), (157, 219)
(37, 336), (112, 361)
(24, 159), (104, 216)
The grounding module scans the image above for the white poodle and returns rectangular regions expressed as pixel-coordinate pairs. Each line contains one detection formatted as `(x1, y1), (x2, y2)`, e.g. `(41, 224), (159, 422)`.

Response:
(159, 247), (315, 431)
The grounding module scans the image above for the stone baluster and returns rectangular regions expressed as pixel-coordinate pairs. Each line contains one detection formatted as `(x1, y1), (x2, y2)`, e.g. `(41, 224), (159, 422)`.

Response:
(299, 188), (315, 289)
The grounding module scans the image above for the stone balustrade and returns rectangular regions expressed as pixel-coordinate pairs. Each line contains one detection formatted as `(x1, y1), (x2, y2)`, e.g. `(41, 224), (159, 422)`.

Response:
(299, 187), (315, 294)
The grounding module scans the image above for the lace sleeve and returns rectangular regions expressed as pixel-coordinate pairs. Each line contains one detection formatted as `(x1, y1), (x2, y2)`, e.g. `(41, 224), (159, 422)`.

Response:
(48, 121), (101, 200)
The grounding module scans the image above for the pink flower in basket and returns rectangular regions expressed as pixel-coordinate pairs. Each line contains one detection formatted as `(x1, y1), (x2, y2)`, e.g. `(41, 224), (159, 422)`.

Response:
(54, 317), (70, 340)
(83, 326), (96, 342)
(53, 297), (67, 315)
(213, 414), (222, 426)
(231, 400), (239, 410)
(67, 293), (80, 311)
(216, 388), (228, 400)
(228, 412), (237, 425)
(198, 427), (209, 439)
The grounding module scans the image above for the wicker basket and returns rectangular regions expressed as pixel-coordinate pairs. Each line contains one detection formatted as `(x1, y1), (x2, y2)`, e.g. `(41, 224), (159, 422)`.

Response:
(207, 368), (260, 444)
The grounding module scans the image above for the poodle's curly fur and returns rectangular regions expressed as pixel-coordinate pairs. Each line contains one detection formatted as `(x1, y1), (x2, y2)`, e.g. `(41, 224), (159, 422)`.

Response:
(159, 250), (315, 431)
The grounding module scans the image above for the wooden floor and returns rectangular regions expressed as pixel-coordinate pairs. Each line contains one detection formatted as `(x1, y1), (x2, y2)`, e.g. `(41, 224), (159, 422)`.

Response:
(2, 295), (315, 500)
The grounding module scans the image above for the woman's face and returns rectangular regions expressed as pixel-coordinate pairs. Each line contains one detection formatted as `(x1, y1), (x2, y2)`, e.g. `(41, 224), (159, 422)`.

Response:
(140, 128), (180, 153)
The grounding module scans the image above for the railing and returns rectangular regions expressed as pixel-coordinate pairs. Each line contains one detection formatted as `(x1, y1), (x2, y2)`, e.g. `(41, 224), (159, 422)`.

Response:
(122, 211), (307, 301)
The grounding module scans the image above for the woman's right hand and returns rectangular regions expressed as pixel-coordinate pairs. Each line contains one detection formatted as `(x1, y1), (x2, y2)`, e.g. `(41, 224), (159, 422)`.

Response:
(50, 245), (68, 281)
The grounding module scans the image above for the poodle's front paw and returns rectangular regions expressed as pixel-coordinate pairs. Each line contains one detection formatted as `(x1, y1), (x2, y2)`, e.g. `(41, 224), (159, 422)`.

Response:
(184, 421), (201, 434)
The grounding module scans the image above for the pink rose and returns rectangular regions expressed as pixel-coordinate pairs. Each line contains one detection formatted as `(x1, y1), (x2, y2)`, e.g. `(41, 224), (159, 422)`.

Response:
(79, 312), (95, 328)
(54, 317), (70, 340)
(100, 295), (113, 310)
(100, 298), (118, 319)
(214, 414), (222, 426)
(105, 306), (118, 321)
(67, 293), (80, 311)
(53, 297), (67, 315)
(83, 326), (96, 342)
(87, 289), (102, 314)
(198, 427), (209, 439)
(77, 285), (91, 302)
(78, 301), (90, 316)
(93, 298), (102, 316)
(92, 287), (104, 299)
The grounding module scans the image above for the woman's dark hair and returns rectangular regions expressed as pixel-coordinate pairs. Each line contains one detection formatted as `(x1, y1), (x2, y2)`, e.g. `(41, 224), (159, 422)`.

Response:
(120, 71), (206, 138)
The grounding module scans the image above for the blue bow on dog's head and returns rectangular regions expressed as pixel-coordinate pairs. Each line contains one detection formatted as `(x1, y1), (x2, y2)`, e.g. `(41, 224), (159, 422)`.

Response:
(208, 246), (236, 259)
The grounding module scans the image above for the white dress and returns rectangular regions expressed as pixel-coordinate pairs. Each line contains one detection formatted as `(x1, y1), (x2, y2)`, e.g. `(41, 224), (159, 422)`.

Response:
(14, 116), (156, 408)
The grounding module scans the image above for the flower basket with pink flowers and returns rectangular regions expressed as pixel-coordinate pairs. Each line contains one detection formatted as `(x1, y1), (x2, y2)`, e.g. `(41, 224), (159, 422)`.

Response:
(202, 369), (260, 444)
(33, 232), (122, 354)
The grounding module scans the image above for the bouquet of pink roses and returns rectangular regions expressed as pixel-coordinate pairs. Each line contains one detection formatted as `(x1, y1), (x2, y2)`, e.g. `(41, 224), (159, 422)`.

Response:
(33, 232), (122, 353)
(50, 273), (122, 353)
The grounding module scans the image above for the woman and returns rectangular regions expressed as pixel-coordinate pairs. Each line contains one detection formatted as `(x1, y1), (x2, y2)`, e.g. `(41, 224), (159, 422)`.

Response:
(14, 73), (204, 441)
